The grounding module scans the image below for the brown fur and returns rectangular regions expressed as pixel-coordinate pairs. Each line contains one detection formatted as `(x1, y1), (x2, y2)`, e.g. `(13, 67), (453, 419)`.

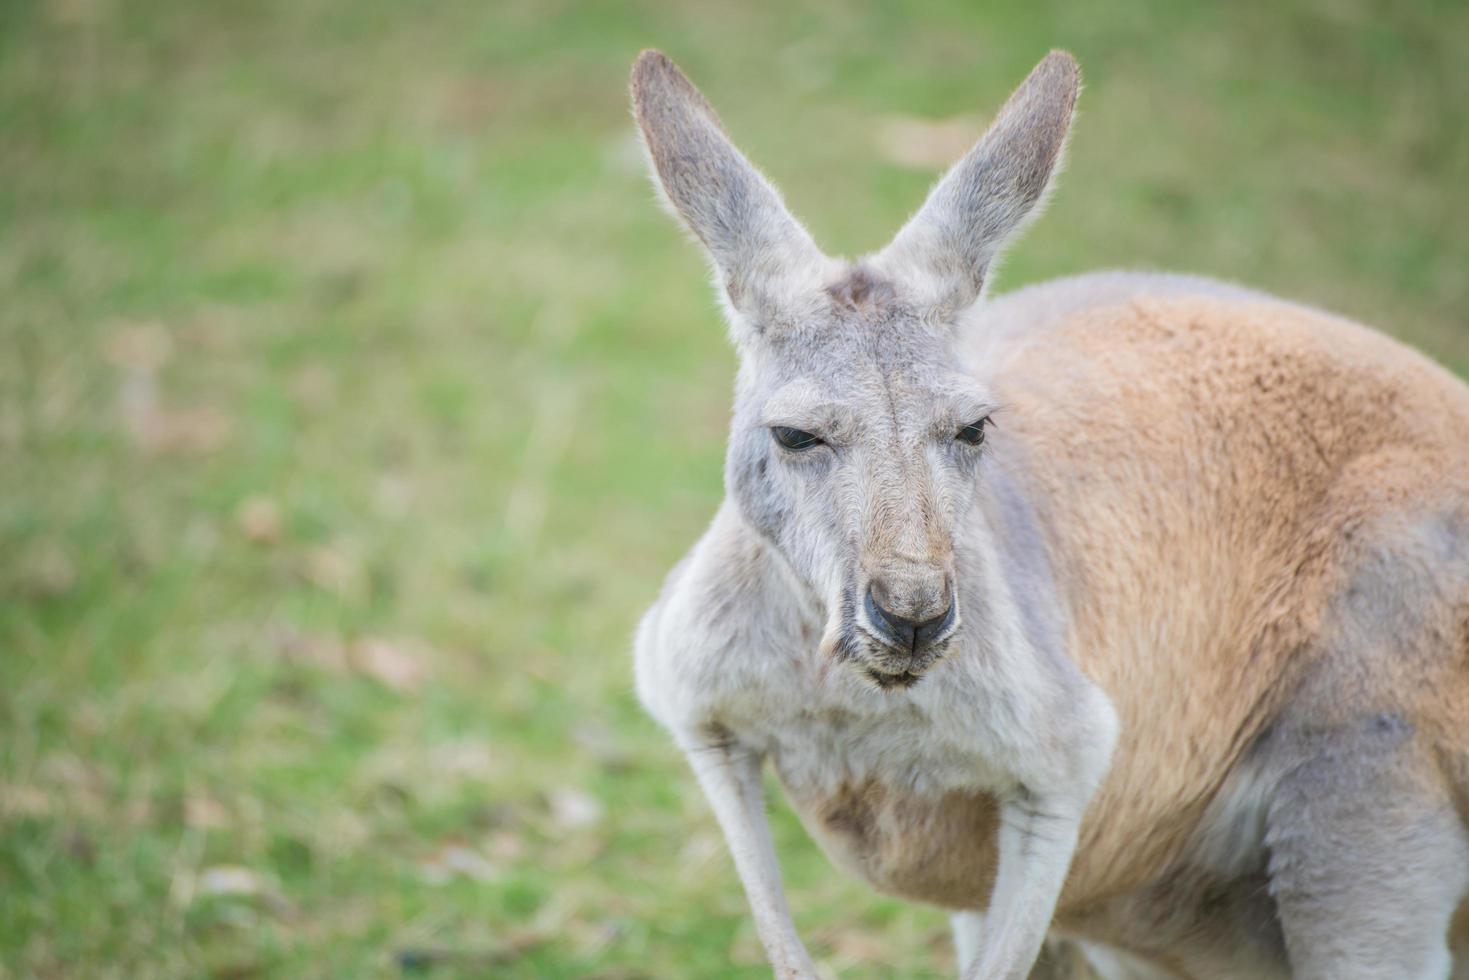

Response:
(1014, 294), (1469, 910)
(782, 775), (1002, 908)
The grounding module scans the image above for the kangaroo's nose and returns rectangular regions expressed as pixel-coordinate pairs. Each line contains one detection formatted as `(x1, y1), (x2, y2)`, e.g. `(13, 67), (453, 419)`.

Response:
(864, 579), (954, 652)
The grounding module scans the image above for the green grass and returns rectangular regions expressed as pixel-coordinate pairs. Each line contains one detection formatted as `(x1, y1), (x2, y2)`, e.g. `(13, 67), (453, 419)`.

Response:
(1, 0), (1466, 976)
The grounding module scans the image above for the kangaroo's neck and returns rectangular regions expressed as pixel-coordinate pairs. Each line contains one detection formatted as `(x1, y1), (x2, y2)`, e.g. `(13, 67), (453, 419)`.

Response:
(978, 445), (1070, 636)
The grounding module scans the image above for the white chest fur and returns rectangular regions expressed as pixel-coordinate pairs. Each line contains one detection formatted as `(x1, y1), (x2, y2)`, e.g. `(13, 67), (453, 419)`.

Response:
(726, 656), (1015, 802)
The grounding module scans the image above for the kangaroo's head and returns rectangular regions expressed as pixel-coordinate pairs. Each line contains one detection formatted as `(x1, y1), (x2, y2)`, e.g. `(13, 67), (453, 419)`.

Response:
(631, 50), (1077, 689)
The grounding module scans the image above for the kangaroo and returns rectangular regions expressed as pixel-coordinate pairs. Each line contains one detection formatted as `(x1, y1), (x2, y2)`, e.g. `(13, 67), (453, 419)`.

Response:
(630, 48), (1469, 980)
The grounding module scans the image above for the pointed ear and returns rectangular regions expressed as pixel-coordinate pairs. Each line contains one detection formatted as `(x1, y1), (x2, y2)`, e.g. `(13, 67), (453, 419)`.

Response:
(873, 51), (1080, 314)
(630, 50), (829, 330)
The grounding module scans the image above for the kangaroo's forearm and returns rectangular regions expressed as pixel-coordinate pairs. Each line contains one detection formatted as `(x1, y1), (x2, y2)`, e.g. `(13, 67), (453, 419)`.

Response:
(684, 737), (817, 979)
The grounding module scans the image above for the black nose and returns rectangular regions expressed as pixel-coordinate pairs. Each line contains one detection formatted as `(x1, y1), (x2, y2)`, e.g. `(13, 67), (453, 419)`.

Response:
(864, 583), (955, 653)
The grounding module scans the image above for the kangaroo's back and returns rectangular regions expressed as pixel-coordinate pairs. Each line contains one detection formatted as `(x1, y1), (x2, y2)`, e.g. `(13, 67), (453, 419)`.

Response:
(982, 272), (1469, 913)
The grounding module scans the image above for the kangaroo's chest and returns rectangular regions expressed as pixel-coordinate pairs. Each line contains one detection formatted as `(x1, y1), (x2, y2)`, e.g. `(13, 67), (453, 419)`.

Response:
(777, 762), (1003, 909)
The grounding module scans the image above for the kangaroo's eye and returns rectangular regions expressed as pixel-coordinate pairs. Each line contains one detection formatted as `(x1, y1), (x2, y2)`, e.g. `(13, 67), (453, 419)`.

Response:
(955, 417), (992, 446)
(772, 426), (823, 451)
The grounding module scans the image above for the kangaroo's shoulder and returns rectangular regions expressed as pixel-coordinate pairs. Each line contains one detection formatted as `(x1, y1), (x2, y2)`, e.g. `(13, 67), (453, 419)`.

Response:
(979, 270), (1464, 393)
(975, 269), (1469, 460)
(975, 269), (1278, 338)
(633, 504), (822, 735)
(971, 269), (1389, 375)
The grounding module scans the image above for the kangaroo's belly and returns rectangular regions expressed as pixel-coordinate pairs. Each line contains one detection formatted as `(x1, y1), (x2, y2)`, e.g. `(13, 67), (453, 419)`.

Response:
(754, 700), (1006, 909)
(774, 764), (1002, 909)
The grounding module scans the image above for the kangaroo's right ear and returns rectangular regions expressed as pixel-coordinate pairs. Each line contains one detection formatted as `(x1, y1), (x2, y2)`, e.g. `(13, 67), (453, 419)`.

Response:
(631, 50), (830, 333)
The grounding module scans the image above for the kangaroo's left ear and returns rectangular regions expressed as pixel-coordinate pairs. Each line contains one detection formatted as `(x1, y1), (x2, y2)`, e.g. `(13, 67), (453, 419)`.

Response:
(631, 50), (831, 334)
(873, 51), (1080, 315)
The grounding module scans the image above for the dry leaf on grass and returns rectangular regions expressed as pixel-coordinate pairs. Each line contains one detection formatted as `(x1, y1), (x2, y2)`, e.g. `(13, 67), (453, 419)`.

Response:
(107, 324), (232, 456)
(818, 925), (891, 968)
(419, 842), (501, 884)
(273, 630), (432, 693)
(1, 785), (52, 818)
(12, 540), (77, 598)
(350, 637), (427, 693)
(196, 865), (266, 898)
(289, 363), (335, 408)
(179, 307), (245, 355)
(120, 384), (232, 456)
(428, 738), (496, 778)
(300, 544), (364, 598)
(568, 918), (626, 958)
(483, 829), (526, 863)
(373, 471), (414, 517)
(40, 753), (110, 809)
(105, 322), (172, 372)
(274, 630), (350, 673)
(184, 865), (294, 918)
(234, 496), (282, 544)
(548, 787), (604, 831)
(184, 792), (231, 830)
(873, 114), (986, 170)
(109, 331), (232, 456)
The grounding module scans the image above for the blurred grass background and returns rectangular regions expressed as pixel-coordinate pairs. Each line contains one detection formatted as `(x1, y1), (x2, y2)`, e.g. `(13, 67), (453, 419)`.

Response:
(1, 0), (1466, 977)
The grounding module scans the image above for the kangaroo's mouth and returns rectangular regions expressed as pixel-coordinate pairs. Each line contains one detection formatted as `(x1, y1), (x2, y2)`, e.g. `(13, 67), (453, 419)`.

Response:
(818, 584), (957, 691)
(850, 621), (953, 691)
(864, 666), (924, 690)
